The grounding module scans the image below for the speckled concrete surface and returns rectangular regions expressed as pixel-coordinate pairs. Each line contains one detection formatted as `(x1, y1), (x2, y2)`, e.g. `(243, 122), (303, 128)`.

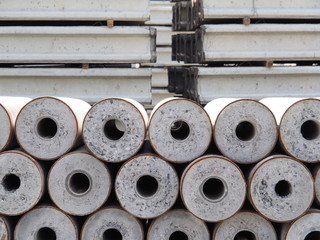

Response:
(0, 105), (10, 152)
(83, 98), (147, 162)
(16, 97), (90, 160)
(181, 155), (246, 222)
(15, 206), (77, 240)
(0, 217), (8, 240)
(315, 167), (320, 205)
(48, 151), (111, 216)
(147, 210), (210, 240)
(115, 154), (179, 219)
(214, 211), (277, 240)
(81, 208), (144, 240)
(249, 155), (314, 222)
(0, 151), (44, 216)
(149, 98), (212, 163)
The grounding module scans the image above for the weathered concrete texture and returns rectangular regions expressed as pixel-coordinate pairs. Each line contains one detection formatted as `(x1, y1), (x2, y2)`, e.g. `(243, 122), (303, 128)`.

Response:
(0, 97), (31, 152)
(48, 151), (111, 216)
(249, 155), (314, 222)
(279, 99), (320, 162)
(16, 96), (91, 160)
(149, 98), (212, 163)
(0, 151), (44, 216)
(115, 154), (179, 219)
(206, 99), (278, 164)
(147, 209), (210, 240)
(315, 167), (320, 205)
(214, 211), (277, 240)
(0, 216), (9, 240)
(83, 98), (148, 163)
(181, 155), (246, 222)
(81, 207), (144, 240)
(14, 206), (77, 240)
(283, 211), (320, 240)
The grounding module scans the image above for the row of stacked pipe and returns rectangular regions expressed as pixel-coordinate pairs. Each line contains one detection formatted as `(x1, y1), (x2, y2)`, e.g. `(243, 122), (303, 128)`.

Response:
(0, 96), (319, 240)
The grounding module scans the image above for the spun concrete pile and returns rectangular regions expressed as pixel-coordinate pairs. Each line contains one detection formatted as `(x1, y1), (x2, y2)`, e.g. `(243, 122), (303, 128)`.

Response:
(0, 96), (319, 240)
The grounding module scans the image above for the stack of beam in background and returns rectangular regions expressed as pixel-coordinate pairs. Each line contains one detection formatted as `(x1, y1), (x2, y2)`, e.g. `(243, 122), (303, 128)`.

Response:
(0, 96), (319, 240)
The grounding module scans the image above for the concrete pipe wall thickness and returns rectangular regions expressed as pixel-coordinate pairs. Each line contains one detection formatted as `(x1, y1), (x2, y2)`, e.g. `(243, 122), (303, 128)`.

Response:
(0, 150), (44, 216)
(48, 150), (112, 216)
(282, 210), (320, 240)
(262, 98), (320, 163)
(14, 206), (78, 240)
(81, 207), (144, 240)
(147, 209), (210, 240)
(83, 98), (148, 163)
(148, 98), (212, 163)
(0, 216), (9, 240)
(315, 166), (320, 205)
(180, 155), (246, 222)
(115, 154), (179, 219)
(15, 96), (91, 160)
(0, 97), (31, 152)
(204, 98), (278, 164)
(248, 155), (314, 222)
(214, 211), (277, 240)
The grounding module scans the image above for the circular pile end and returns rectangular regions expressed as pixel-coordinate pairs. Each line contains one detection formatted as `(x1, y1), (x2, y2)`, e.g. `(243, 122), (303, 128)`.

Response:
(48, 152), (111, 216)
(0, 105), (11, 152)
(149, 98), (212, 163)
(115, 154), (179, 219)
(285, 211), (320, 239)
(81, 207), (144, 240)
(280, 99), (320, 162)
(0, 217), (9, 240)
(315, 168), (320, 205)
(249, 156), (314, 222)
(15, 97), (79, 160)
(214, 211), (277, 240)
(0, 151), (44, 216)
(181, 155), (246, 222)
(14, 206), (77, 240)
(83, 98), (147, 163)
(214, 100), (278, 164)
(147, 210), (209, 240)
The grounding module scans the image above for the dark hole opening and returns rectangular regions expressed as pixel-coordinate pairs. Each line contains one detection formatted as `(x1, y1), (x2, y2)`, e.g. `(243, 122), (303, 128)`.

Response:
(301, 120), (320, 140)
(2, 174), (21, 191)
(136, 175), (159, 198)
(275, 180), (292, 197)
(305, 231), (320, 240)
(36, 227), (56, 240)
(103, 228), (123, 240)
(234, 230), (256, 240)
(104, 119), (125, 141)
(169, 231), (189, 240)
(69, 173), (90, 195)
(235, 121), (255, 141)
(37, 118), (58, 139)
(202, 178), (225, 201)
(170, 121), (190, 140)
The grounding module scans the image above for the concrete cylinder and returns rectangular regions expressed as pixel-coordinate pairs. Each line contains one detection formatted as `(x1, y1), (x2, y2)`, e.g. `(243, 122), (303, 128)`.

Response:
(147, 209), (210, 240)
(0, 97), (31, 152)
(180, 155), (246, 222)
(115, 154), (179, 219)
(262, 98), (320, 163)
(16, 96), (91, 160)
(48, 151), (112, 216)
(81, 207), (144, 240)
(14, 206), (78, 240)
(214, 211), (277, 240)
(83, 98), (148, 163)
(282, 210), (320, 240)
(0, 150), (44, 216)
(205, 98), (278, 164)
(0, 216), (10, 240)
(248, 155), (314, 222)
(148, 98), (212, 163)
(315, 166), (320, 205)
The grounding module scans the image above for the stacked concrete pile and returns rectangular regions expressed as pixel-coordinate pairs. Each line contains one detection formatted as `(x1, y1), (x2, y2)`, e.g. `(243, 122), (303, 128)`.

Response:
(0, 96), (319, 239)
